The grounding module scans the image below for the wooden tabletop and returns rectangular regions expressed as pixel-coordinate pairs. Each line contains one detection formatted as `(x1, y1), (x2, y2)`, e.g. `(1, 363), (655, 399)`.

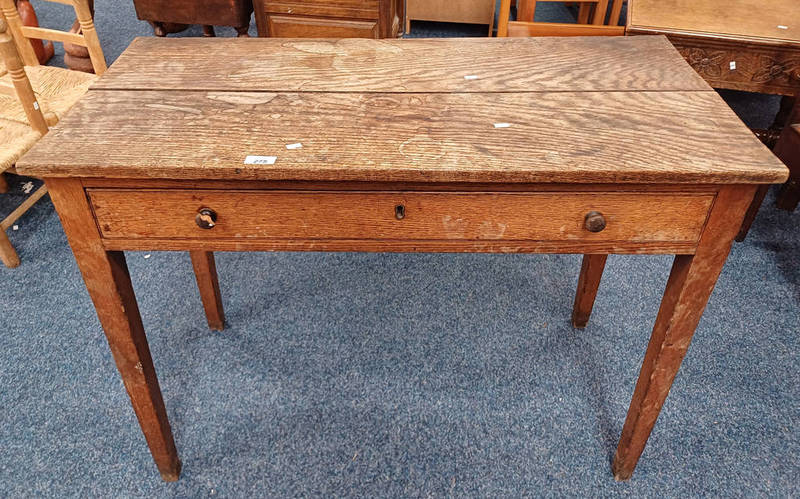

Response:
(628, 0), (800, 44)
(17, 37), (788, 184)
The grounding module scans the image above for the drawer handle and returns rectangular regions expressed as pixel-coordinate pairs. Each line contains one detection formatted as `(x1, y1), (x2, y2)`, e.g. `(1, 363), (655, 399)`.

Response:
(584, 211), (606, 233)
(395, 204), (405, 220)
(195, 208), (218, 229)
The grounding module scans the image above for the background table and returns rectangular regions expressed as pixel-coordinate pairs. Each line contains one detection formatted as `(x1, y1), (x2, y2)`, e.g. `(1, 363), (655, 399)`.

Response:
(17, 36), (787, 481)
(627, 0), (800, 98)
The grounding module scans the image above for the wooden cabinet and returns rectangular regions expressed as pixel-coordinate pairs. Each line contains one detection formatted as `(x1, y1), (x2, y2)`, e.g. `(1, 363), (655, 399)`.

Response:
(254, 0), (403, 38)
(406, 0), (495, 34)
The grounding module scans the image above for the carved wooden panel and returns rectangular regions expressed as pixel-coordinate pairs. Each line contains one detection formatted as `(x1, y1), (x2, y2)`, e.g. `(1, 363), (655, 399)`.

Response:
(627, 31), (800, 97)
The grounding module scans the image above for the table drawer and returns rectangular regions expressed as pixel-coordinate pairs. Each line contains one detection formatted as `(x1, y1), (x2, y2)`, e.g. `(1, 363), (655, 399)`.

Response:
(265, 15), (379, 38)
(88, 189), (714, 244)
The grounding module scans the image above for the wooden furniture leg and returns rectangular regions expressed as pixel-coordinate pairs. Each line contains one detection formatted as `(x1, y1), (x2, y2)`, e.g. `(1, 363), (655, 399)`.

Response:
(16, 0), (54, 64)
(572, 254), (607, 328)
(47, 178), (181, 481)
(190, 250), (225, 331)
(0, 229), (20, 267)
(775, 109), (800, 211)
(0, 172), (8, 193)
(202, 25), (215, 37)
(612, 184), (757, 481)
(735, 184), (769, 241)
(577, 3), (593, 23)
(235, 24), (250, 37)
(150, 21), (189, 37)
(776, 179), (800, 211)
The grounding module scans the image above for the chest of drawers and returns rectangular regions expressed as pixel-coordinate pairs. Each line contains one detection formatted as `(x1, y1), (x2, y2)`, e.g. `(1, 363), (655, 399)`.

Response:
(254, 0), (404, 38)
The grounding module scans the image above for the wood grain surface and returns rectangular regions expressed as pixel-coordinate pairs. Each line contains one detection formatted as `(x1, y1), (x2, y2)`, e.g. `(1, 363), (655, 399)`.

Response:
(628, 0), (800, 43)
(90, 36), (711, 93)
(17, 89), (788, 183)
(87, 189), (715, 243)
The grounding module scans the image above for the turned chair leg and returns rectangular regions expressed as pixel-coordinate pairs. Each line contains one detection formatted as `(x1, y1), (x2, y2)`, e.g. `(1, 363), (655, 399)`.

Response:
(572, 254), (607, 328)
(190, 251), (225, 331)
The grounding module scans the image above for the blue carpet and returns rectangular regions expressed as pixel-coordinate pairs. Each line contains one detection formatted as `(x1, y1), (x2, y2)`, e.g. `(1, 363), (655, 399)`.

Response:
(1, 1), (799, 496)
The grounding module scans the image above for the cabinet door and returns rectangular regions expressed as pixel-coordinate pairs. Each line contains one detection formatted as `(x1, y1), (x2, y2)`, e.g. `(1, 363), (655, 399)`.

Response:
(266, 14), (380, 37)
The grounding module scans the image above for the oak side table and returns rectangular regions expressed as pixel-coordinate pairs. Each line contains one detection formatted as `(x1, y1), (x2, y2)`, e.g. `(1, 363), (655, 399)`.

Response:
(17, 36), (788, 482)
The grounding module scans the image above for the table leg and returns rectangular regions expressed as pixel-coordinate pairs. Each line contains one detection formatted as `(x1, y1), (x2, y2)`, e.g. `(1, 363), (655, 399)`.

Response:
(735, 184), (769, 241)
(0, 172), (7, 193)
(190, 251), (225, 331)
(572, 254), (607, 328)
(47, 178), (181, 481)
(612, 185), (756, 481)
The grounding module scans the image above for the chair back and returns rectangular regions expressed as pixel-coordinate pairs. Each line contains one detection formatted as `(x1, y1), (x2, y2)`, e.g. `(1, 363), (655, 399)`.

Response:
(498, 0), (626, 37)
(0, 17), (47, 134)
(0, 0), (106, 74)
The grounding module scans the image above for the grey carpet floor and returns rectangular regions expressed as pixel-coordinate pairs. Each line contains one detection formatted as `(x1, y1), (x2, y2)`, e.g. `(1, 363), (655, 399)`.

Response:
(1, 0), (799, 496)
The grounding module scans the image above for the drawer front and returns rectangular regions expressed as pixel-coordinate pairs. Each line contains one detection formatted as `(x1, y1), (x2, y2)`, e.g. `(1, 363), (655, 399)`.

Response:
(89, 189), (714, 244)
(266, 15), (379, 38)
(262, 0), (379, 20)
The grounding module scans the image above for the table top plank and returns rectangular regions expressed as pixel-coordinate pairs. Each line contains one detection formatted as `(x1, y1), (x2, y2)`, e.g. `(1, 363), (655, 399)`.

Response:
(629, 0), (800, 44)
(17, 89), (787, 184)
(92, 36), (712, 93)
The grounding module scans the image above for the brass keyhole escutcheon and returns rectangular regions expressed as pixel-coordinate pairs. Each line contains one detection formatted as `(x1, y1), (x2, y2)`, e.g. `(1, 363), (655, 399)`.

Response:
(395, 204), (405, 220)
(195, 208), (218, 229)
(584, 211), (606, 233)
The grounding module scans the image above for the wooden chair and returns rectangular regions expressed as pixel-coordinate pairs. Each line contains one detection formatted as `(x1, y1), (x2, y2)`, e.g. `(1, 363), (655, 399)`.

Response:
(497, 0), (625, 36)
(0, 0), (105, 267)
(0, 0), (105, 123)
(0, 17), (47, 266)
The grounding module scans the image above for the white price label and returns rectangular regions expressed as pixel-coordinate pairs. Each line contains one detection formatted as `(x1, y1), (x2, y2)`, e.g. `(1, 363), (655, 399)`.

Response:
(244, 155), (277, 165)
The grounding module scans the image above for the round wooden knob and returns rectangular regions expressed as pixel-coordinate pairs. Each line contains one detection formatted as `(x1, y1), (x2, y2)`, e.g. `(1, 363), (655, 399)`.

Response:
(584, 211), (606, 232)
(195, 208), (217, 229)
